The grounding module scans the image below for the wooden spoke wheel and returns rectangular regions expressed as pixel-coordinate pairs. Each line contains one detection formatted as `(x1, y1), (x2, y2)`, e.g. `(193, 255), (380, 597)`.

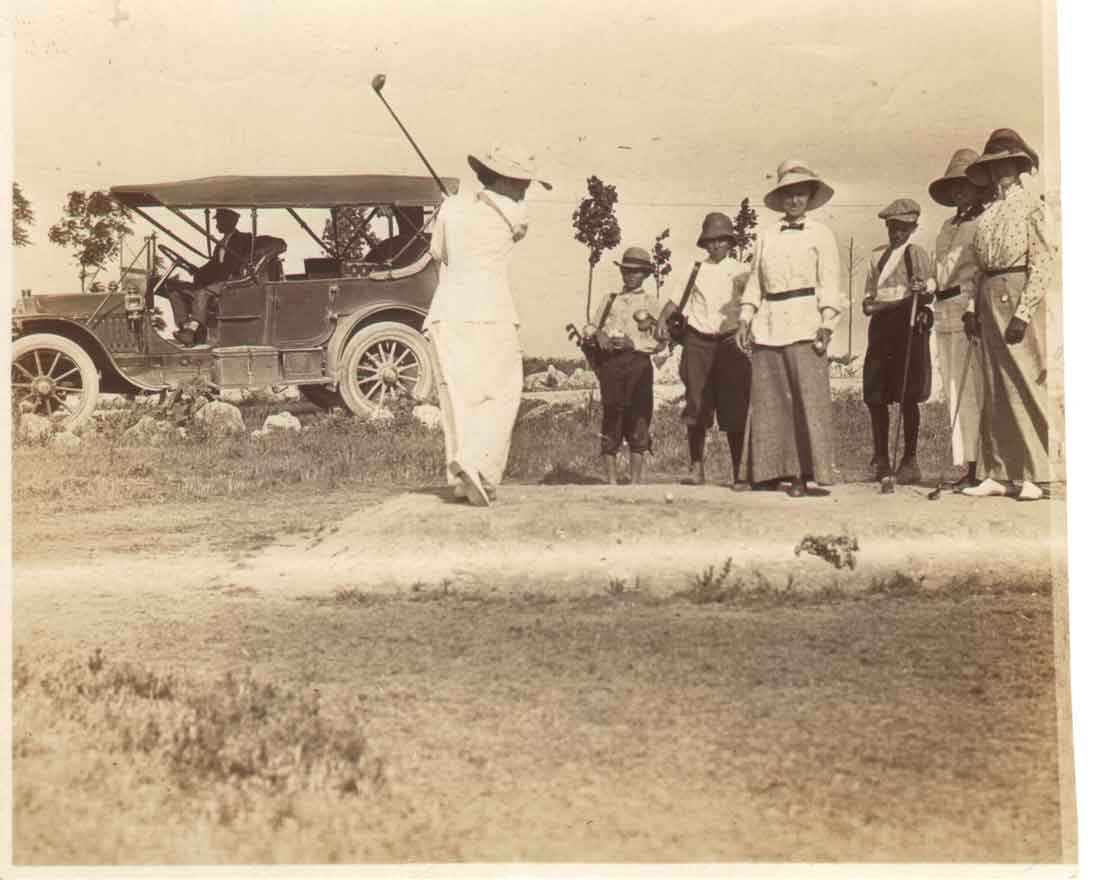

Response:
(11, 333), (100, 430)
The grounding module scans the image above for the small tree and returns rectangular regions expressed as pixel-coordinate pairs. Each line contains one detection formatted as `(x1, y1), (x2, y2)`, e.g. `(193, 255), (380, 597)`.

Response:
(731, 197), (758, 262)
(322, 206), (380, 260)
(651, 228), (672, 293)
(572, 176), (621, 321)
(12, 182), (34, 247)
(48, 190), (133, 291)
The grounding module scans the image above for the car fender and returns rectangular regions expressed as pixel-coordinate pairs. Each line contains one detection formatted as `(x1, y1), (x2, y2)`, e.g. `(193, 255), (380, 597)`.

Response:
(325, 301), (428, 386)
(13, 316), (151, 393)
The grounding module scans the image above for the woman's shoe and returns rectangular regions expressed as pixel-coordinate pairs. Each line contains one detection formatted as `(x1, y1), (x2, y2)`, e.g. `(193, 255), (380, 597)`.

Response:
(787, 478), (807, 498)
(449, 462), (491, 507)
(961, 478), (1008, 498)
(1016, 480), (1044, 501)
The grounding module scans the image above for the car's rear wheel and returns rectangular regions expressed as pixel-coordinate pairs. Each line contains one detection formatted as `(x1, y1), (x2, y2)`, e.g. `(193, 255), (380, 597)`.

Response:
(11, 333), (100, 430)
(339, 321), (433, 416)
(300, 383), (344, 411)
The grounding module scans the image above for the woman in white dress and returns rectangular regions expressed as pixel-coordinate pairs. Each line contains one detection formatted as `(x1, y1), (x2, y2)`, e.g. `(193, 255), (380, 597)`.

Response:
(427, 144), (551, 506)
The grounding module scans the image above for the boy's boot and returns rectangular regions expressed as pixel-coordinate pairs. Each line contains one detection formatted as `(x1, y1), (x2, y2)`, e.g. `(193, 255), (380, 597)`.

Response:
(868, 404), (891, 480)
(895, 401), (922, 485)
(682, 426), (707, 485)
(629, 452), (644, 485)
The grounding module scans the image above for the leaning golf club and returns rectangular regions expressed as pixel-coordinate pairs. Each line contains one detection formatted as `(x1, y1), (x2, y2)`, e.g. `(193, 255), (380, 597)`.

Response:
(927, 340), (976, 500)
(371, 73), (450, 197)
(881, 293), (921, 495)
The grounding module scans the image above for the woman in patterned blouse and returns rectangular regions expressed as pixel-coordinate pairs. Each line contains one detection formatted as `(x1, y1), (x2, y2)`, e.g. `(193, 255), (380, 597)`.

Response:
(960, 129), (1054, 501)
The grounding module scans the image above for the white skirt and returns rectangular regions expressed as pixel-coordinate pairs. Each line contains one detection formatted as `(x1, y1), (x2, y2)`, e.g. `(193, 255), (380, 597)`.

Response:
(427, 321), (523, 489)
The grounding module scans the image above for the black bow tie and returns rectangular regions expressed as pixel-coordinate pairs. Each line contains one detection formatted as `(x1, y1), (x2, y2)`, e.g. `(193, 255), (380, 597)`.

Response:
(781, 222), (805, 231)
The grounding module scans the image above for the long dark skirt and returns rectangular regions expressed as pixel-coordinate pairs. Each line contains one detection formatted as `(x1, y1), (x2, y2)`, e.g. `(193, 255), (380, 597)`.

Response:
(977, 273), (1050, 482)
(748, 342), (835, 485)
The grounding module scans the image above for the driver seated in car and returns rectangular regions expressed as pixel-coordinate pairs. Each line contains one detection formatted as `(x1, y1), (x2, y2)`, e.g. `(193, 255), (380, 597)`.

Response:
(165, 207), (252, 345)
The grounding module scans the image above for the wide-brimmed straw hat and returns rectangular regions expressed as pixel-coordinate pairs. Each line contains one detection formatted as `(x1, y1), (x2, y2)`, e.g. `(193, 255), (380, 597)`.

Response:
(613, 246), (654, 272)
(965, 129), (1039, 187)
(928, 148), (980, 206)
(696, 212), (735, 247)
(878, 198), (921, 224)
(763, 159), (834, 212)
(468, 143), (552, 190)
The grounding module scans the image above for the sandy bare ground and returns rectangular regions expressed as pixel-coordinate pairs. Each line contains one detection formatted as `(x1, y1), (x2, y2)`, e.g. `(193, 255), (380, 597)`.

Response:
(16, 482), (1065, 600)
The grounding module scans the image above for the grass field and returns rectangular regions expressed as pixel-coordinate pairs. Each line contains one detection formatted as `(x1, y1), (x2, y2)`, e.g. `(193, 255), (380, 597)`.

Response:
(13, 579), (1061, 863)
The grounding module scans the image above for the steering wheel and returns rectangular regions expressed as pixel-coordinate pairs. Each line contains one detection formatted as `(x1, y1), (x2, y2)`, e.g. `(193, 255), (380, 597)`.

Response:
(158, 244), (201, 276)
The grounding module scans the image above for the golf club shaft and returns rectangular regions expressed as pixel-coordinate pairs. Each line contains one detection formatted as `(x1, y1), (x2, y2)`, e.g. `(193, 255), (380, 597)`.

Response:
(372, 88), (449, 196)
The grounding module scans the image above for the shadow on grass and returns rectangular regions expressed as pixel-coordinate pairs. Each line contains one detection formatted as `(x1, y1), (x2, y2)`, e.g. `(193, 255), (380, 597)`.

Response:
(538, 463), (604, 486)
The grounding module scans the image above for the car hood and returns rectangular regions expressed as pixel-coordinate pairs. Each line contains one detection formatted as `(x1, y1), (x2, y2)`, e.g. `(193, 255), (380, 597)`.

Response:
(14, 291), (122, 319)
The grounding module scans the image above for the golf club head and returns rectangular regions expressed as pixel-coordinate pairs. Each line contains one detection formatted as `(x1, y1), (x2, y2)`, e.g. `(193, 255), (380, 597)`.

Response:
(880, 476), (896, 495)
(371, 73), (387, 92)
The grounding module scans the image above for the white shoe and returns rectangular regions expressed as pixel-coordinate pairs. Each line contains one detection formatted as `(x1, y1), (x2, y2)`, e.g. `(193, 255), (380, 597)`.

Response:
(452, 484), (467, 500)
(448, 462), (491, 507)
(961, 478), (1008, 498)
(1016, 480), (1044, 501)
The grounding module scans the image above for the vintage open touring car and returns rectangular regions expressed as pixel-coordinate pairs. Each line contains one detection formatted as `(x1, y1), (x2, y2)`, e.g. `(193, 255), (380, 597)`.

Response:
(11, 173), (457, 429)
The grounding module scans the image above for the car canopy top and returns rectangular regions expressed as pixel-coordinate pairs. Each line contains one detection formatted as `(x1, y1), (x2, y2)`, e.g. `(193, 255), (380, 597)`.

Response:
(111, 174), (458, 209)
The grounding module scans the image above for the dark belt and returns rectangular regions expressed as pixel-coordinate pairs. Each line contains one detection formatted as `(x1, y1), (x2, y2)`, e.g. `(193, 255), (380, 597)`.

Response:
(763, 286), (815, 302)
(685, 324), (737, 342)
(935, 285), (962, 301)
(987, 265), (1027, 277)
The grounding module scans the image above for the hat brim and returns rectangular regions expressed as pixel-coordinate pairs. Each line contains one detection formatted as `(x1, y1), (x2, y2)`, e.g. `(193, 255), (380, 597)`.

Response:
(468, 154), (553, 190)
(928, 174), (973, 207)
(964, 152), (1036, 187)
(881, 214), (920, 225)
(614, 261), (654, 272)
(696, 233), (735, 247)
(763, 176), (834, 212)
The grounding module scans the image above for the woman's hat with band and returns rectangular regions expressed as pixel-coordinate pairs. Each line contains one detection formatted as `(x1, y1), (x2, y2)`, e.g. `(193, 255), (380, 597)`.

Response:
(696, 212), (735, 247)
(928, 148), (979, 206)
(468, 143), (552, 190)
(614, 246), (655, 272)
(964, 129), (1039, 187)
(763, 159), (835, 213)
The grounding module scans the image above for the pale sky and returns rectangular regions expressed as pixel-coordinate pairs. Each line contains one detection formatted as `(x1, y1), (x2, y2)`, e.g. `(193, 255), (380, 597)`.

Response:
(11, 0), (1055, 355)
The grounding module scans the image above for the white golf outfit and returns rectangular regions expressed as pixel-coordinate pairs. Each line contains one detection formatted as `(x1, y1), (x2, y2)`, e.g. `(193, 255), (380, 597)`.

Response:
(932, 212), (984, 466)
(427, 188), (528, 491)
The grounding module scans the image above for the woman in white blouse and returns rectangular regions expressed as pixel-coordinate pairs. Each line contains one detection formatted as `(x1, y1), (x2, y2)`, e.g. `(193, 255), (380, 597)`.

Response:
(737, 159), (843, 498)
(427, 144), (551, 506)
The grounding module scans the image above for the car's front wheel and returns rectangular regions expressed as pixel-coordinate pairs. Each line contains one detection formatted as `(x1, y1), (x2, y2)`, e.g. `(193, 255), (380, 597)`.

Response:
(339, 321), (434, 416)
(11, 333), (101, 430)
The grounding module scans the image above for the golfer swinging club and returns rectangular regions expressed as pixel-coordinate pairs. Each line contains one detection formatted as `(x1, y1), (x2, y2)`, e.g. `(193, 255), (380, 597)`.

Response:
(426, 144), (552, 506)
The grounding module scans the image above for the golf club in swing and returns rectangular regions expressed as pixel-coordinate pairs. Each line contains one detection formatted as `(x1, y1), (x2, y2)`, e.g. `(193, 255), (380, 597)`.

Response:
(881, 292), (921, 495)
(927, 339), (976, 500)
(371, 73), (451, 197)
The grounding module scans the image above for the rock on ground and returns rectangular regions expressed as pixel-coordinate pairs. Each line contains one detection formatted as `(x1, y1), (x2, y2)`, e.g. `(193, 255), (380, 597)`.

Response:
(356, 404), (395, 425)
(413, 404), (443, 430)
(523, 371), (549, 392)
(262, 411), (303, 434)
(193, 401), (246, 435)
